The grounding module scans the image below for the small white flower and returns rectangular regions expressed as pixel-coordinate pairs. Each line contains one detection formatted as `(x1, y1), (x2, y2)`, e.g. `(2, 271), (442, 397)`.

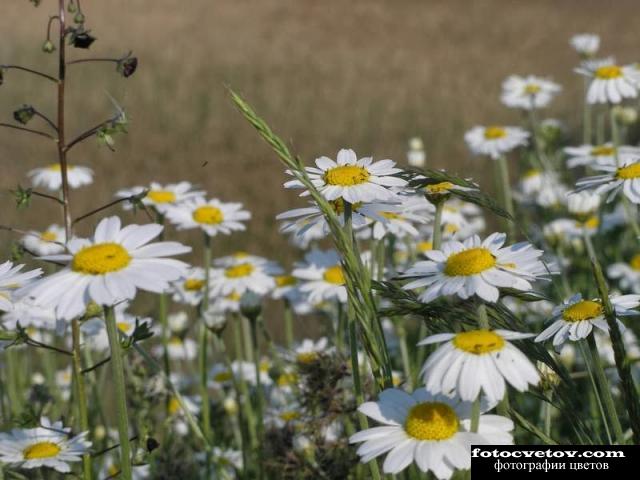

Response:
(1, 297), (58, 332)
(350, 389), (513, 477)
(165, 197), (251, 237)
(608, 253), (640, 293)
(171, 267), (210, 306)
(576, 158), (640, 204)
(0, 261), (42, 312)
(402, 233), (547, 303)
(209, 253), (279, 297)
(407, 137), (426, 168)
(291, 337), (329, 364)
(501, 75), (561, 110)
(464, 126), (529, 160)
(0, 417), (91, 473)
(292, 249), (347, 304)
(28, 164), (94, 191)
(564, 143), (640, 169)
(577, 63), (638, 104)
(566, 191), (601, 215)
(21, 216), (190, 320)
(20, 225), (66, 256)
(284, 148), (407, 203)
(115, 181), (205, 214)
(570, 34), (600, 57)
(419, 330), (540, 403)
(535, 293), (640, 347)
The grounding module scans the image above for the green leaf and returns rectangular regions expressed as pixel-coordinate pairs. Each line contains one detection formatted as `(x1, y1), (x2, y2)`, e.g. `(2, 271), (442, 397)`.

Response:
(510, 408), (558, 445)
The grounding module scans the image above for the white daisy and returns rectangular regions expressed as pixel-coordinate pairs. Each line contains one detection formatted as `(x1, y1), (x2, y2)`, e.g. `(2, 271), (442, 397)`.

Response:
(159, 336), (197, 361)
(165, 197), (251, 237)
(464, 126), (529, 160)
(419, 330), (540, 403)
(608, 253), (640, 293)
(115, 181), (205, 214)
(20, 225), (66, 256)
(350, 388), (513, 477)
(211, 290), (242, 313)
(566, 191), (601, 216)
(27, 164), (94, 191)
(20, 216), (190, 320)
(170, 267), (210, 306)
(0, 261), (42, 312)
(407, 137), (426, 168)
(209, 254), (279, 297)
(291, 337), (329, 365)
(401, 233), (547, 303)
(368, 196), (431, 240)
(577, 63), (638, 104)
(1, 297), (58, 332)
(284, 148), (407, 203)
(535, 293), (640, 347)
(576, 158), (640, 203)
(0, 417), (91, 473)
(564, 143), (640, 169)
(292, 249), (347, 304)
(501, 75), (561, 110)
(81, 304), (150, 351)
(570, 33), (600, 57)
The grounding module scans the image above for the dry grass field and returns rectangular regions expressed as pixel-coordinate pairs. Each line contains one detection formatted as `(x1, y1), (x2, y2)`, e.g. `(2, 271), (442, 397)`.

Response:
(1, 0), (639, 262)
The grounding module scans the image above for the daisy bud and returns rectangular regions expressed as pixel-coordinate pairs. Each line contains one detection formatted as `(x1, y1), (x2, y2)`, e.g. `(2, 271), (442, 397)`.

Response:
(168, 311), (189, 333)
(613, 106), (638, 126)
(407, 137), (426, 168)
(42, 39), (55, 53)
(13, 105), (35, 125)
(292, 435), (314, 457)
(223, 397), (238, 416)
(67, 1), (77, 13)
(146, 437), (159, 453)
(74, 12), (86, 24)
(240, 291), (262, 321)
(117, 56), (138, 78)
(536, 361), (560, 390)
(94, 425), (107, 441)
(204, 309), (227, 334)
(31, 372), (45, 385)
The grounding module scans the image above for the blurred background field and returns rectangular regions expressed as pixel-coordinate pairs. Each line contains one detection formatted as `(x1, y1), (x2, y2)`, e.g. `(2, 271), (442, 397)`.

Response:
(1, 0), (639, 263)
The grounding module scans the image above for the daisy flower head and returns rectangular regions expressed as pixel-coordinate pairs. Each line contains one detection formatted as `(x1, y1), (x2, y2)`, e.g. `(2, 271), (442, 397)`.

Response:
(21, 225), (66, 256)
(0, 417), (91, 473)
(570, 34), (600, 57)
(577, 62), (638, 104)
(407, 137), (426, 168)
(501, 75), (561, 110)
(564, 143), (640, 169)
(1, 297), (58, 332)
(165, 197), (251, 237)
(419, 329), (540, 403)
(284, 148), (407, 203)
(21, 216), (190, 320)
(350, 388), (514, 477)
(401, 233), (547, 303)
(566, 190), (601, 216)
(367, 196), (431, 241)
(576, 157), (640, 204)
(292, 249), (347, 304)
(115, 181), (205, 214)
(464, 126), (529, 160)
(28, 164), (93, 191)
(535, 293), (640, 347)
(171, 267), (210, 306)
(0, 261), (42, 312)
(159, 336), (197, 361)
(209, 253), (279, 297)
(608, 253), (640, 293)
(291, 337), (329, 365)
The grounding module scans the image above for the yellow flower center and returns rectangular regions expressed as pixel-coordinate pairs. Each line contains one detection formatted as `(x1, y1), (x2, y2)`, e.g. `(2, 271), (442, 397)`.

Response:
(381, 211), (402, 220)
(147, 190), (176, 204)
(425, 181), (454, 194)
(279, 411), (300, 422)
(323, 265), (345, 285)
(616, 162), (640, 180)
(453, 330), (506, 354)
(167, 397), (181, 415)
(192, 206), (224, 225)
(233, 252), (249, 259)
(184, 278), (205, 291)
(40, 231), (58, 242)
(277, 372), (298, 386)
(329, 198), (363, 214)
(260, 361), (270, 373)
(116, 322), (131, 333)
(591, 145), (616, 156)
(296, 352), (319, 364)
(524, 83), (541, 94)
(23, 441), (61, 460)
(47, 164), (62, 172)
(630, 254), (640, 270)
(108, 465), (120, 476)
(562, 300), (603, 322)
(72, 243), (131, 275)
(444, 223), (459, 234)
(224, 263), (254, 278)
(417, 241), (433, 253)
(444, 248), (496, 276)
(323, 165), (370, 186)
(523, 168), (541, 178)
(581, 216), (599, 230)
(595, 65), (623, 79)
(226, 291), (241, 301)
(275, 275), (297, 287)
(213, 371), (233, 382)
(169, 336), (183, 346)
(404, 402), (459, 441)
(484, 126), (507, 139)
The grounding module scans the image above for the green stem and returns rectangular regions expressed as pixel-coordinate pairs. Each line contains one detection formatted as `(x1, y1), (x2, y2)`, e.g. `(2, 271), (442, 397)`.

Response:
(396, 321), (412, 389)
(104, 305), (132, 480)
(158, 293), (170, 377)
(283, 299), (294, 349)
(583, 77), (592, 144)
(496, 155), (516, 239)
(470, 397), (481, 433)
(477, 302), (489, 330)
(199, 234), (213, 471)
(432, 200), (444, 250)
(579, 341), (612, 443)
(71, 319), (92, 480)
(251, 318), (265, 479)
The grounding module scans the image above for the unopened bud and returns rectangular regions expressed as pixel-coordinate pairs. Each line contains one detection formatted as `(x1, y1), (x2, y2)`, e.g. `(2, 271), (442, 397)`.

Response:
(613, 106), (638, 126)
(117, 56), (138, 78)
(13, 105), (36, 125)
(537, 361), (560, 390)
(204, 308), (227, 334)
(71, 28), (95, 49)
(223, 397), (238, 416)
(67, 2), (77, 13)
(240, 291), (262, 321)
(74, 12), (85, 24)
(42, 40), (55, 53)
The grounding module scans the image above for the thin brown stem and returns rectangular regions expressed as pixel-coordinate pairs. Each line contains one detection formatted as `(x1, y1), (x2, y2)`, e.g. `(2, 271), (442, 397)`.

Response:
(72, 192), (153, 225)
(0, 65), (57, 83)
(67, 58), (118, 66)
(29, 190), (65, 205)
(33, 109), (59, 132)
(64, 116), (118, 152)
(57, 0), (71, 241)
(0, 123), (56, 140)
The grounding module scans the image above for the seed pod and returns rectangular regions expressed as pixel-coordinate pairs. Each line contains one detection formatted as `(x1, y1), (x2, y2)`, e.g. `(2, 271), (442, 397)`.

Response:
(13, 105), (36, 125)
(42, 40), (56, 53)
(117, 56), (138, 78)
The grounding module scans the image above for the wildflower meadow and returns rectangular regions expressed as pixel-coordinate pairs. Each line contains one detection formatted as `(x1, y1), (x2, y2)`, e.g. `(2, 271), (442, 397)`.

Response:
(1, 1), (640, 479)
